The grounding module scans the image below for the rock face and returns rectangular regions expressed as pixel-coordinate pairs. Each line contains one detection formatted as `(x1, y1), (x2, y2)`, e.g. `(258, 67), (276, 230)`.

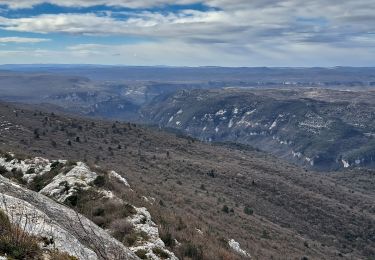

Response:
(0, 175), (138, 260)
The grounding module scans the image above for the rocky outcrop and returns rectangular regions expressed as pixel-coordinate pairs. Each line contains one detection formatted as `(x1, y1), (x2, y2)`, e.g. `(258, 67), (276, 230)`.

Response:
(0, 156), (54, 183)
(128, 207), (178, 260)
(0, 154), (179, 260)
(0, 175), (138, 260)
(228, 239), (251, 258)
(40, 162), (98, 202)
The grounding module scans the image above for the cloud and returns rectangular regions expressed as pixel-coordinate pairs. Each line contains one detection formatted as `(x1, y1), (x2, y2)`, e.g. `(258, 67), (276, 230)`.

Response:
(0, 0), (374, 65)
(0, 39), (374, 67)
(0, 36), (50, 43)
(0, 11), (234, 42)
(0, 1), (374, 45)
(0, 0), (200, 9)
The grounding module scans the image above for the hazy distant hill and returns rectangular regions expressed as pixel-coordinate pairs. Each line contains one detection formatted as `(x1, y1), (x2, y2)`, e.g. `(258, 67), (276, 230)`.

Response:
(2, 65), (375, 87)
(1, 67), (375, 171)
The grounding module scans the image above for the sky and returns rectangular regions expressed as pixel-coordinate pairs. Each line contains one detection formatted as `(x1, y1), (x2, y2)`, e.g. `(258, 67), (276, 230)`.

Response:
(0, 0), (374, 66)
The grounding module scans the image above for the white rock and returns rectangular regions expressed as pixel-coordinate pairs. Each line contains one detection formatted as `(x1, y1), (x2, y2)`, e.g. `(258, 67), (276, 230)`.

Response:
(0, 194), (98, 260)
(228, 119), (234, 128)
(128, 207), (178, 260)
(269, 120), (277, 130)
(228, 239), (251, 258)
(342, 159), (350, 168)
(215, 109), (227, 116)
(195, 228), (203, 235)
(40, 162), (97, 202)
(0, 175), (137, 260)
(109, 170), (130, 187)
(0, 156), (52, 183)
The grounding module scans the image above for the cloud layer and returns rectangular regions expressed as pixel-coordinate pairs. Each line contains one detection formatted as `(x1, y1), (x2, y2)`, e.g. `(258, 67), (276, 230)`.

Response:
(0, 36), (50, 43)
(0, 0), (374, 65)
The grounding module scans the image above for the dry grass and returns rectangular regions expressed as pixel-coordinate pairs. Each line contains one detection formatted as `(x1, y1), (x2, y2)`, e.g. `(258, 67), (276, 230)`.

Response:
(0, 209), (76, 260)
(0, 209), (41, 259)
(0, 102), (374, 259)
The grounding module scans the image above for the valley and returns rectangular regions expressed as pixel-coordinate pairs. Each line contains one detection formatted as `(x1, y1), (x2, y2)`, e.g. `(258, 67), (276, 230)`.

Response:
(0, 101), (374, 259)
(141, 88), (375, 170)
(1, 67), (374, 171)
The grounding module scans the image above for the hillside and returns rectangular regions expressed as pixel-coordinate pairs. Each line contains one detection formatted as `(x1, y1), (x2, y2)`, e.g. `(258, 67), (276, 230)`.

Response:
(0, 101), (374, 259)
(0, 155), (176, 260)
(2, 70), (375, 171)
(141, 88), (375, 171)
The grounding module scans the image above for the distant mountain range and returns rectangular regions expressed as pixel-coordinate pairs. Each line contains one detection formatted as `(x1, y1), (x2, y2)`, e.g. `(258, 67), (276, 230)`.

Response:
(0, 67), (375, 171)
(1, 65), (375, 87)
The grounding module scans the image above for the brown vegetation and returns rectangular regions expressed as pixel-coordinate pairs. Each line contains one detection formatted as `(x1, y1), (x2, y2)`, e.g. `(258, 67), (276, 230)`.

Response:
(0, 209), (76, 260)
(0, 102), (374, 259)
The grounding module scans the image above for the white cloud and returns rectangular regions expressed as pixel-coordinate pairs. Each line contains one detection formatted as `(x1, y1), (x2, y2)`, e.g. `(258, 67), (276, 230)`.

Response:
(0, 11), (233, 41)
(0, 0), (374, 65)
(0, 0), (199, 9)
(0, 39), (373, 67)
(0, 36), (50, 43)
(0, 1), (374, 45)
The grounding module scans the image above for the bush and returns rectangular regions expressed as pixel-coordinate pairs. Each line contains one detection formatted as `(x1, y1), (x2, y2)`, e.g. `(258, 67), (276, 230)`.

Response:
(110, 219), (134, 241)
(50, 161), (61, 169)
(244, 206), (254, 215)
(183, 243), (203, 260)
(124, 233), (138, 247)
(92, 206), (105, 217)
(0, 210), (41, 259)
(26, 168), (35, 174)
(13, 170), (26, 185)
(135, 249), (148, 259)
(66, 161), (77, 167)
(93, 175), (106, 187)
(92, 216), (106, 227)
(0, 165), (7, 175)
(4, 153), (13, 162)
(222, 205), (229, 213)
(261, 230), (271, 239)
(121, 204), (137, 217)
(152, 247), (170, 259)
(160, 230), (175, 248)
(29, 172), (54, 192)
(65, 194), (79, 207)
